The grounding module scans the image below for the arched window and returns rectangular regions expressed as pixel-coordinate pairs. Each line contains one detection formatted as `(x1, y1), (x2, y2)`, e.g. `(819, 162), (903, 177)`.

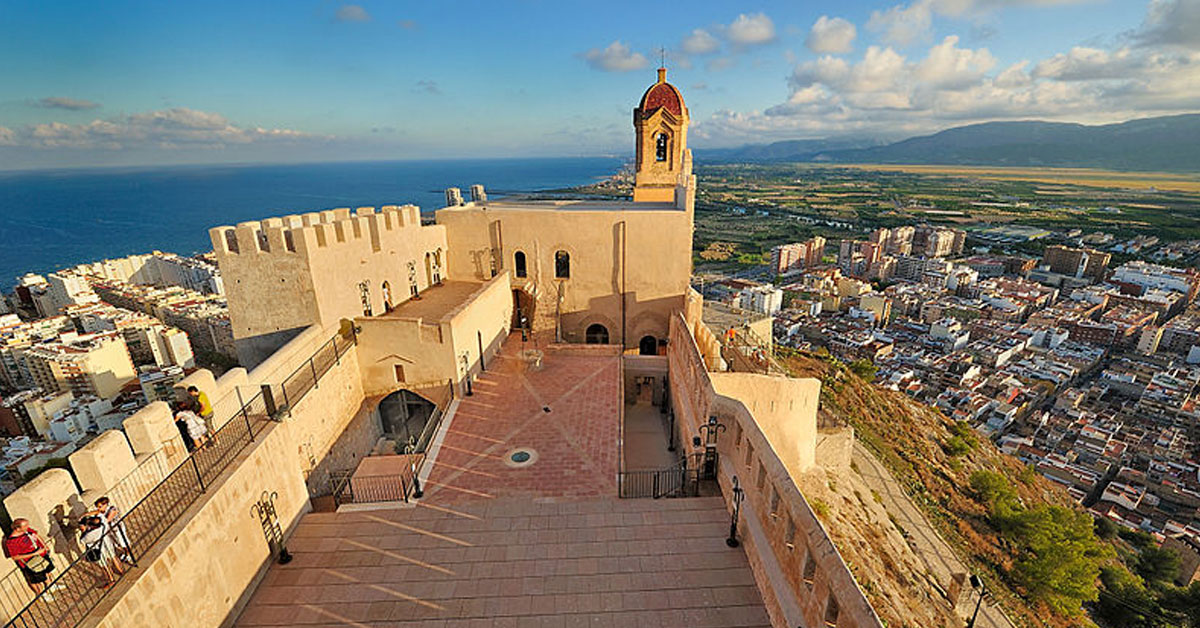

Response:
(639, 335), (658, 356)
(655, 132), (669, 162)
(514, 251), (527, 278)
(432, 249), (443, 284)
(555, 250), (570, 279)
(358, 281), (372, 317)
(585, 324), (609, 345)
(381, 281), (392, 312)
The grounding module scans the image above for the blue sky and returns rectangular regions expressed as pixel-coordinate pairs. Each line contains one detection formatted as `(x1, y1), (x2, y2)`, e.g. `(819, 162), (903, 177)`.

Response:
(0, 0), (1196, 169)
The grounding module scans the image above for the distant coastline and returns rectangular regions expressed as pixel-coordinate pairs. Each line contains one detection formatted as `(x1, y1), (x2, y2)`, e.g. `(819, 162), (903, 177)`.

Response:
(0, 156), (623, 283)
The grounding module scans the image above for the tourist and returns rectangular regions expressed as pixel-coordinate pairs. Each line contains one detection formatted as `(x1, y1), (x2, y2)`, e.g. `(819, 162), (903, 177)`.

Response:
(88, 497), (131, 564)
(176, 405), (209, 449)
(187, 386), (216, 438)
(79, 515), (123, 588)
(3, 519), (55, 598)
(174, 403), (196, 452)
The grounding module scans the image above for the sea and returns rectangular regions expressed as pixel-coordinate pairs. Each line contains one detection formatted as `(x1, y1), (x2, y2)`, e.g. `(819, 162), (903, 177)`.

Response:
(0, 157), (624, 285)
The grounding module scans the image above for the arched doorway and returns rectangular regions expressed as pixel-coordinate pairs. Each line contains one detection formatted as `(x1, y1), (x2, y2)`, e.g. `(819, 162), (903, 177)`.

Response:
(639, 335), (658, 356)
(585, 323), (609, 344)
(512, 289), (534, 331)
(377, 390), (437, 452)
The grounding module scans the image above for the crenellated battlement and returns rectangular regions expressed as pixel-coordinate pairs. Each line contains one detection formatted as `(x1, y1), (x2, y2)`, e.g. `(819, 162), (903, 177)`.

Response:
(209, 204), (424, 259)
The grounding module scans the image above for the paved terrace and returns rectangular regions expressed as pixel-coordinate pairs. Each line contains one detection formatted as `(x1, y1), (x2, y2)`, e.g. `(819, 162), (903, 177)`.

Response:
(237, 337), (771, 626)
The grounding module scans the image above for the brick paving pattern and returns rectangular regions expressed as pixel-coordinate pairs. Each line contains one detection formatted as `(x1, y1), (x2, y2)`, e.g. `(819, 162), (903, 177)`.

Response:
(237, 336), (771, 626)
(237, 497), (770, 627)
(424, 339), (621, 504)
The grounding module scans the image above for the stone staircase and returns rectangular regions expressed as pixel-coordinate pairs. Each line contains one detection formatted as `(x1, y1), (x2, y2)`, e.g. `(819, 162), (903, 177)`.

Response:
(236, 495), (771, 627)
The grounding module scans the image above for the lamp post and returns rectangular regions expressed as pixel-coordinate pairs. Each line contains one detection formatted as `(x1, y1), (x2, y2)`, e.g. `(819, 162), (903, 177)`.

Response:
(726, 476), (745, 547)
(967, 574), (985, 628)
(460, 353), (473, 396)
(404, 440), (423, 499)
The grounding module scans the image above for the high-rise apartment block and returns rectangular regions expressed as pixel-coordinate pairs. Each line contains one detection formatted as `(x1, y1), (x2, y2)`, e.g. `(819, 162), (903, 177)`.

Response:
(1042, 245), (1111, 281)
(22, 332), (137, 400)
(769, 236), (825, 274)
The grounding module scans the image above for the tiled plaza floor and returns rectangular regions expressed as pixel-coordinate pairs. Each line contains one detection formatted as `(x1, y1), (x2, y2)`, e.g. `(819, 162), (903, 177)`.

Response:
(236, 497), (771, 627)
(236, 336), (771, 626)
(423, 338), (622, 504)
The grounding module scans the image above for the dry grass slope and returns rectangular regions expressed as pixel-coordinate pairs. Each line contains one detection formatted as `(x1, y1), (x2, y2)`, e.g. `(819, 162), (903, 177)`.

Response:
(780, 349), (1102, 628)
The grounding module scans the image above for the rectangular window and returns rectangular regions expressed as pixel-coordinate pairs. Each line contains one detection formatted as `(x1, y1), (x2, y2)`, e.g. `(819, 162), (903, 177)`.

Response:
(745, 443), (754, 468)
(393, 364), (405, 383)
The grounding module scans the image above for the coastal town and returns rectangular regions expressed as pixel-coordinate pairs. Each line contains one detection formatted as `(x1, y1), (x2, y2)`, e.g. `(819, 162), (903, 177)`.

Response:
(0, 253), (231, 492)
(699, 221), (1200, 566)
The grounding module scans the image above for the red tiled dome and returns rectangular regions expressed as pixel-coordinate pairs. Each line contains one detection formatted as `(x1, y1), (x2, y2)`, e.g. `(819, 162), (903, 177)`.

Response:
(639, 81), (683, 117)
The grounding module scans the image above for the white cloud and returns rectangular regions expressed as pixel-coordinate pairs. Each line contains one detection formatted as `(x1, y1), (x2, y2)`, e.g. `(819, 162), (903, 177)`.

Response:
(8, 108), (318, 150)
(867, 2), (934, 46)
(334, 4), (370, 23)
(1032, 47), (1141, 81)
(806, 16), (857, 54)
(36, 97), (101, 111)
(706, 56), (736, 72)
(725, 13), (776, 46)
(697, 0), (1200, 149)
(914, 36), (996, 88)
(681, 29), (720, 55)
(868, 0), (1097, 46)
(994, 61), (1032, 88)
(580, 41), (649, 72)
(1134, 0), (1200, 50)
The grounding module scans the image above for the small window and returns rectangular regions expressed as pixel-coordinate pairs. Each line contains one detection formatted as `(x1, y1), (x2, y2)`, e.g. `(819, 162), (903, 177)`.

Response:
(393, 364), (405, 383)
(785, 515), (796, 549)
(639, 335), (658, 356)
(757, 462), (766, 490)
(769, 487), (780, 517)
(655, 132), (668, 162)
(555, 250), (570, 279)
(745, 443), (754, 468)
(514, 251), (527, 278)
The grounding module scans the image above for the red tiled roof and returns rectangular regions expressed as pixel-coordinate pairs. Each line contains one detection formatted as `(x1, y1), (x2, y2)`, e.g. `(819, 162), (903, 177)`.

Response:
(639, 82), (683, 116)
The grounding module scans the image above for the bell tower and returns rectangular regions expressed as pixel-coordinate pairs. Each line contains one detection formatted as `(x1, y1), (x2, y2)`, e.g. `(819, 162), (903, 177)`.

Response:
(633, 67), (692, 204)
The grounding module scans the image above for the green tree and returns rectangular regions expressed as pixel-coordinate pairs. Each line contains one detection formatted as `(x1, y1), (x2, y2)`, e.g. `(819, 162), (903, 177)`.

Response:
(1096, 566), (1171, 628)
(1008, 505), (1112, 615)
(1095, 517), (1119, 541)
(848, 359), (877, 383)
(1136, 546), (1181, 588)
(969, 470), (1020, 522)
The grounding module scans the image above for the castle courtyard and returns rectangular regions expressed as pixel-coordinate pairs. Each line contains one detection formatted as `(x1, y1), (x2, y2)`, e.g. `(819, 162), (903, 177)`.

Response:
(235, 334), (771, 627)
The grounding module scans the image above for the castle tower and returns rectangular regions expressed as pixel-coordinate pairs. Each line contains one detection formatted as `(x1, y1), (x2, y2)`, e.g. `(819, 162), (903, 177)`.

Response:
(633, 67), (692, 204)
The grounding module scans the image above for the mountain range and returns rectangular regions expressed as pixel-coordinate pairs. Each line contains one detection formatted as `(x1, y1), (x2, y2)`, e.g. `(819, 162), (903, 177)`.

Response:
(697, 114), (1200, 172)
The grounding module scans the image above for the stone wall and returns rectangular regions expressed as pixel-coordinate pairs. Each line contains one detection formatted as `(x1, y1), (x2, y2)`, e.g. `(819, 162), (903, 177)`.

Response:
(1, 325), (368, 626)
(666, 312), (883, 628)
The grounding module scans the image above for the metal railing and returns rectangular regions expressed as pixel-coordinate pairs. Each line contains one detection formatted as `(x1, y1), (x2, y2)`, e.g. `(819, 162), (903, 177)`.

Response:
(333, 467), (419, 507)
(618, 459), (691, 499)
(4, 331), (356, 628)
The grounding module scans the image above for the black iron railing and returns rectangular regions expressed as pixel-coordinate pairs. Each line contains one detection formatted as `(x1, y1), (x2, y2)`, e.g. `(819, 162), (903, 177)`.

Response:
(618, 459), (691, 499)
(333, 468), (419, 507)
(4, 331), (356, 628)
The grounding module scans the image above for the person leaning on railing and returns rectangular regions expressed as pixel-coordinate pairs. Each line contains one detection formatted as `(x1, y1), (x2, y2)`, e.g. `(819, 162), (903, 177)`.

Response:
(3, 519), (56, 599)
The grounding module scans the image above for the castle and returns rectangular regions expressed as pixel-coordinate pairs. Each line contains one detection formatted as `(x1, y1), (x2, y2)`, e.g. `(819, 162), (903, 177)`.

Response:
(1, 70), (881, 628)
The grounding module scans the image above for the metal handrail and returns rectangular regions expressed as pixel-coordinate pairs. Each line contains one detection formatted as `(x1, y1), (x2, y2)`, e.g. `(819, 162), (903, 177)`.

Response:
(4, 330), (355, 628)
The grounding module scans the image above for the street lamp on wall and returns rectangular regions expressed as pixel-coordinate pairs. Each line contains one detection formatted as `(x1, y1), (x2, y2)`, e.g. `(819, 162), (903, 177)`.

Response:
(460, 352), (473, 396)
